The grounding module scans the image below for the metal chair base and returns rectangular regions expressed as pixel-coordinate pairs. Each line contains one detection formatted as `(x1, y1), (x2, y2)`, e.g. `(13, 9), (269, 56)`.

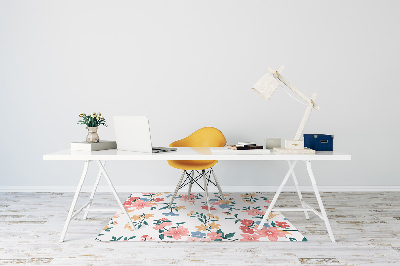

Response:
(168, 168), (226, 214)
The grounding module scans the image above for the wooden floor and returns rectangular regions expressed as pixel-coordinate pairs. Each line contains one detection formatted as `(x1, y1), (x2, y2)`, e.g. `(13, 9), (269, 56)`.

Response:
(0, 191), (399, 265)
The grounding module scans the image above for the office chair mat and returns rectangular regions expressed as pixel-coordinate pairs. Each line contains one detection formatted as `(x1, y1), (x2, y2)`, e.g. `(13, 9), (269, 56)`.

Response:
(96, 192), (307, 242)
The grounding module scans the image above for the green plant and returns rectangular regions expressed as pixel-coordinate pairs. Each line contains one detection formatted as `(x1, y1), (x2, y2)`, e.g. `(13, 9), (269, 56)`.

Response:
(77, 112), (107, 127)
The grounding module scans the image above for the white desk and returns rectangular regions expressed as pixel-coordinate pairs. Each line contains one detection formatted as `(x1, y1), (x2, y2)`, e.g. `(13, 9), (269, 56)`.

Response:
(43, 148), (351, 242)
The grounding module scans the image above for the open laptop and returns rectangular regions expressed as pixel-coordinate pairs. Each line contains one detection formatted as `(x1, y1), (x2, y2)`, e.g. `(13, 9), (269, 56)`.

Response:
(113, 116), (176, 153)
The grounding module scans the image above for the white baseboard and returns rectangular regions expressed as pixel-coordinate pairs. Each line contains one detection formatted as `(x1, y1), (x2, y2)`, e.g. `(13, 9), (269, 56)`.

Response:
(1, 186), (400, 193)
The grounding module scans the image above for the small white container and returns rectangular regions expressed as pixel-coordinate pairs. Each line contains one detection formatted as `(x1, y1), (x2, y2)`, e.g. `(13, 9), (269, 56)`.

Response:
(285, 140), (304, 150)
(265, 138), (281, 149)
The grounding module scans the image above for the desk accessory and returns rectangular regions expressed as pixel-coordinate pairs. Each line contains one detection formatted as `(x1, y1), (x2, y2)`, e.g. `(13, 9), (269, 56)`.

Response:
(71, 140), (117, 151)
(265, 138), (281, 149)
(77, 112), (107, 143)
(237, 142), (256, 146)
(227, 142), (264, 150)
(214, 141), (269, 154)
(304, 134), (334, 151)
(228, 146), (263, 150)
(252, 66), (319, 154)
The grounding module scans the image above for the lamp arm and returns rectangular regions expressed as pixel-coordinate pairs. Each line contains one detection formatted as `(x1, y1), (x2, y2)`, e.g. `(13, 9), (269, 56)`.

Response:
(294, 93), (317, 140)
(273, 72), (320, 111)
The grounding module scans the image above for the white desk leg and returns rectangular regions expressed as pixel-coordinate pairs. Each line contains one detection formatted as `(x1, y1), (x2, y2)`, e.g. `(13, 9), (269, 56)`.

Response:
(306, 160), (336, 242)
(288, 160), (310, 220)
(59, 160), (89, 242)
(83, 161), (106, 219)
(257, 160), (297, 230)
(96, 160), (136, 231)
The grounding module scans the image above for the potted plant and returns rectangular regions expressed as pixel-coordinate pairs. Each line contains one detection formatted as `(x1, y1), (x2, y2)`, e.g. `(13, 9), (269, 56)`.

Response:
(77, 112), (107, 143)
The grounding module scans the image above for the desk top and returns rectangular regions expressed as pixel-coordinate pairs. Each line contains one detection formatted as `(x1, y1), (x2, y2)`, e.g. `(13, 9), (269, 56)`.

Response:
(43, 147), (351, 161)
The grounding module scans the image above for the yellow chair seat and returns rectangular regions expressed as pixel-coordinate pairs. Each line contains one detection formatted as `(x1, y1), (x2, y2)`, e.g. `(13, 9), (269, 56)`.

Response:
(168, 160), (218, 171)
(167, 127), (226, 170)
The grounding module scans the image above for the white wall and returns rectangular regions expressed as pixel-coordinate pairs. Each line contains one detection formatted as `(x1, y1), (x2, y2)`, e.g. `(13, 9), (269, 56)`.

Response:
(1, 0), (399, 190)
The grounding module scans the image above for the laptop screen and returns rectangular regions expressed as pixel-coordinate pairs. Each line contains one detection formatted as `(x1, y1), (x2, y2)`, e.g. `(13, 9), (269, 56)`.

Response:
(113, 116), (153, 153)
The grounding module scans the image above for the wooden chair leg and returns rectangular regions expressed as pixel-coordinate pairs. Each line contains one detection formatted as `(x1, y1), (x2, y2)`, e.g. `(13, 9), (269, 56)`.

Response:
(187, 170), (194, 200)
(203, 169), (211, 214)
(211, 168), (226, 204)
(168, 170), (186, 209)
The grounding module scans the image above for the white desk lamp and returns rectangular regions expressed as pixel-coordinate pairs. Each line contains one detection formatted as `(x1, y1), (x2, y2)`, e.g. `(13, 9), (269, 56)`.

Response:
(252, 66), (319, 154)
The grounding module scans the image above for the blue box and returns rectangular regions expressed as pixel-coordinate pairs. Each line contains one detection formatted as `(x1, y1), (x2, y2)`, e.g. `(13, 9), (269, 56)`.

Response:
(304, 134), (334, 151)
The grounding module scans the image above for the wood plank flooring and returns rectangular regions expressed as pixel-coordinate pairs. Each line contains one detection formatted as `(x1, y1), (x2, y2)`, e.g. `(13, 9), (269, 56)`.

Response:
(0, 192), (399, 265)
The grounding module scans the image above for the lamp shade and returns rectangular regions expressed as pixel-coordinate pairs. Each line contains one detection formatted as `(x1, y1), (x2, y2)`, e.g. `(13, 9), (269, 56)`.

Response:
(252, 73), (280, 101)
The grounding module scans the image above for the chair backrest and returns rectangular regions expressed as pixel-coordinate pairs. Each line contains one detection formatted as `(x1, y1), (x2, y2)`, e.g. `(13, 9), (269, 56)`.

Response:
(170, 127), (226, 148)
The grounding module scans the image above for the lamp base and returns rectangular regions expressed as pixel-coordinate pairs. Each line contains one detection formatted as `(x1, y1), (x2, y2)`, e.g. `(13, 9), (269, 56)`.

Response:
(273, 147), (315, 154)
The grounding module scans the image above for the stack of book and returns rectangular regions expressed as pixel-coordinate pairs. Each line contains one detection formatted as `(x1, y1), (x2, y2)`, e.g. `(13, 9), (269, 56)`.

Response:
(211, 142), (270, 155)
(70, 140), (117, 151)
(227, 142), (263, 150)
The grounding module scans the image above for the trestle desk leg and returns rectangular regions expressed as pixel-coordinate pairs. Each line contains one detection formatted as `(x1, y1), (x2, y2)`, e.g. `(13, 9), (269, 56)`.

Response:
(83, 161), (106, 219)
(257, 160), (297, 230)
(288, 160), (310, 220)
(306, 160), (336, 242)
(97, 160), (136, 231)
(59, 160), (89, 242)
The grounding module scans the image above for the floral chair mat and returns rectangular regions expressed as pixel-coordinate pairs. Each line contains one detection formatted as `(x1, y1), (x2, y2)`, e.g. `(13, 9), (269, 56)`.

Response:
(96, 192), (307, 242)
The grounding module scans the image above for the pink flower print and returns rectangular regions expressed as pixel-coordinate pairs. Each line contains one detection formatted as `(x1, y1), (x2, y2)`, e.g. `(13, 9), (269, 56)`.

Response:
(246, 209), (264, 216)
(211, 201), (221, 206)
(256, 227), (287, 241)
(123, 200), (132, 207)
(141, 235), (154, 241)
(124, 196), (141, 207)
(164, 226), (189, 240)
(240, 219), (253, 227)
(154, 198), (164, 202)
(240, 234), (260, 241)
(131, 200), (152, 210)
(201, 205), (216, 211)
(275, 221), (290, 229)
(153, 221), (172, 230)
(179, 195), (196, 203)
(239, 225), (254, 234)
(207, 232), (223, 241)
(153, 224), (163, 230)
(179, 195), (189, 201)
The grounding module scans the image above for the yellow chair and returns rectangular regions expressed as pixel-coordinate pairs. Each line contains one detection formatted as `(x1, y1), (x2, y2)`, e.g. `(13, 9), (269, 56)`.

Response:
(167, 127), (227, 212)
